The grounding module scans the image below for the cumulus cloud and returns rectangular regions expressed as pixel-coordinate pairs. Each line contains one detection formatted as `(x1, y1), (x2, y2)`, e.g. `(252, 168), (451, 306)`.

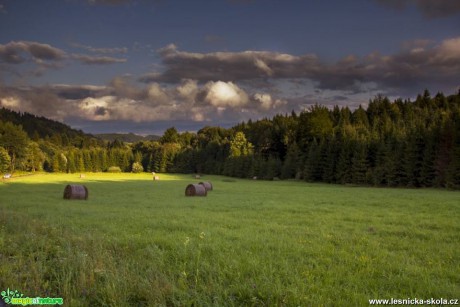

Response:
(0, 76), (292, 130)
(80, 96), (112, 121)
(253, 93), (287, 110)
(77, 95), (178, 122)
(201, 81), (249, 108)
(147, 83), (169, 104)
(375, 0), (460, 18)
(109, 76), (145, 100)
(176, 79), (199, 99)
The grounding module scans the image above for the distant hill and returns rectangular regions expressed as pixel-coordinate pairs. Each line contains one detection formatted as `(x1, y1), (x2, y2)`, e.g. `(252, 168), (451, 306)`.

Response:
(95, 133), (161, 143)
(0, 107), (99, 146)
(0, 107), (160, 146)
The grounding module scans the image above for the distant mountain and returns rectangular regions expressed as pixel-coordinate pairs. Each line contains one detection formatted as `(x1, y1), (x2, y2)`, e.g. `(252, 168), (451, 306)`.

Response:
(95, 133), (160, 143)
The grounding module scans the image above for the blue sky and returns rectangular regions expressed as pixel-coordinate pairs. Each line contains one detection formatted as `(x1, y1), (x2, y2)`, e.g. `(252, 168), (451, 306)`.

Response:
(1, 0), (459, 134)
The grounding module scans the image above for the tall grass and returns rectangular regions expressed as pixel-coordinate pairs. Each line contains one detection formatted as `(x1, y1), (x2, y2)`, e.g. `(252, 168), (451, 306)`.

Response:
(0, 173), (459, 305)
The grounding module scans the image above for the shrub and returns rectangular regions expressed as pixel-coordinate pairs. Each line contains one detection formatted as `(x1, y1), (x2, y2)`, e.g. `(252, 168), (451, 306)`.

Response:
(107, 166), (122, 173)
(131, 162), (144, 173)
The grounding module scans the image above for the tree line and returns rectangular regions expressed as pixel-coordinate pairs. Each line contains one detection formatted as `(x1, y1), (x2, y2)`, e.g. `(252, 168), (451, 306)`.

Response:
(1, 89), (459, 189)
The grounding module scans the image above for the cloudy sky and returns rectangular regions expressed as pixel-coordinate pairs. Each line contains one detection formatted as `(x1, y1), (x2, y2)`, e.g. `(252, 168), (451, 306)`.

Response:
(0, 0), (459, 135)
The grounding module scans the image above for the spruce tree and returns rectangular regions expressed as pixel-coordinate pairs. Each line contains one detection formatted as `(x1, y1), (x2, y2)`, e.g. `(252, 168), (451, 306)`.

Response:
(351, 141), (368, 184)
(336, 141), (352, 184)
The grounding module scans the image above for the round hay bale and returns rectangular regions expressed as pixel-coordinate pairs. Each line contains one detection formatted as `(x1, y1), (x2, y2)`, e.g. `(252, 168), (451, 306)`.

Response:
(63, 184), (88, 200)
(185, 184), (207, 197)
(198, 181), (213, 191)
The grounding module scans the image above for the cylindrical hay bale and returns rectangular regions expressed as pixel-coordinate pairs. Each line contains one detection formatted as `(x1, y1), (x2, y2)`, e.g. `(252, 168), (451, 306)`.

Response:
(185, 184), (207, 197)
(198, 181), (213, 191)
(63, 184), (88, 200)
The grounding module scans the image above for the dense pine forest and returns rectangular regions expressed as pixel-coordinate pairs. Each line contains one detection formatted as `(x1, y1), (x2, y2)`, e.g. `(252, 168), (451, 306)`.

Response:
(1, 90), (459, 189)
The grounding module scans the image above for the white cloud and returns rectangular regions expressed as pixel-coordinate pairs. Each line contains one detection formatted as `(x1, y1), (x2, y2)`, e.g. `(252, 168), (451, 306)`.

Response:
(176, 79), (198, 99)
(203, 81), (249, 107)
(147, 83), (169, 103)
(0, 96), (21, 110)
(435, 37), (460, 63)
(253, 93), (287, 110)
(79, 96), (111, 121)
(254, 58), (273, 76)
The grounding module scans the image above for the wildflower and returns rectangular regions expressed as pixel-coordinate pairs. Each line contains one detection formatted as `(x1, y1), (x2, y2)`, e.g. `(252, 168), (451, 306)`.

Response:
(184, 237), (190, 246)
(199, 232), (205, 239)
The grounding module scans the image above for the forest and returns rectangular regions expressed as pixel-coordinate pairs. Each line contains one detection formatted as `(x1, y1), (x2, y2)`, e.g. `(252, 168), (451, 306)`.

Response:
(1, 89), (459, 189)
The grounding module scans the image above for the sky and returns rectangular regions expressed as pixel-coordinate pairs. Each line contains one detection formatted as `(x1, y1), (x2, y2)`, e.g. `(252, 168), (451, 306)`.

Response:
(0, 0), (459, 135)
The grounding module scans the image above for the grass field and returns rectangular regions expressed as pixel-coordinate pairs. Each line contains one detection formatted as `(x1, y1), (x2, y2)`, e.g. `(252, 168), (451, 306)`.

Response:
(0, 173), (459, 306)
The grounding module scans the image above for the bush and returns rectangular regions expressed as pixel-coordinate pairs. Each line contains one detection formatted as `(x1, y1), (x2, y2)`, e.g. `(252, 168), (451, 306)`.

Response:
(131, 162), (144, 173)
(107, 166), (122, 173)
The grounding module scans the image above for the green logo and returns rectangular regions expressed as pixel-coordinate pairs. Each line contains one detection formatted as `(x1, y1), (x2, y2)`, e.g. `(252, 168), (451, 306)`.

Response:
(1, 289), (23, 304)
(1, 289), (63, 306)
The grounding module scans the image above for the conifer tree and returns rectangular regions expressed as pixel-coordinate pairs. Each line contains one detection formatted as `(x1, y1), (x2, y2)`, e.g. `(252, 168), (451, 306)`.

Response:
(351, 141), (368, 184)
(0, 147), (11, 173)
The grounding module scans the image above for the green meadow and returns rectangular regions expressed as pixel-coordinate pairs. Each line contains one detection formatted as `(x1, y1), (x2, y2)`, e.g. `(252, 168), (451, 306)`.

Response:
(0, 173), (459, 306)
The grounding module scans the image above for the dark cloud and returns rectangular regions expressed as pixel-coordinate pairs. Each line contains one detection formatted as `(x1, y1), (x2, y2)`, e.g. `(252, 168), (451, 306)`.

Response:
(375, 0), (460, 18)
(145, 38), (460, 95)
(109, 76), (146, 100)
(94, 106), (108, 116)
(50, 84), (107, 100)
(0, 85), (70, 121)
(141, 43), (318, 83)
(72, 54), (127, 65)
(0, 41), (65, 64)
(0, 41), (127, 69)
